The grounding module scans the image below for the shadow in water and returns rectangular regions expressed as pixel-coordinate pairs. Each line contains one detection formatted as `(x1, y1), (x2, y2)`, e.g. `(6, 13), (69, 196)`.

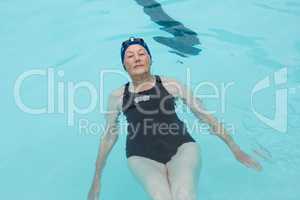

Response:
(134, 0), (201, 57)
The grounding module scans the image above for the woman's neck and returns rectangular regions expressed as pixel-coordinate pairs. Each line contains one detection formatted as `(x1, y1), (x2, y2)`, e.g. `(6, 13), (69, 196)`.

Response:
(131, 73), (155, 90)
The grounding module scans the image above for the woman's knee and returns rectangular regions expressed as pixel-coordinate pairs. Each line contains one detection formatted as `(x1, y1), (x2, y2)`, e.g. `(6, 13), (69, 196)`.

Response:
(172, 186), (197, 200)
(150, 189), (172, 200)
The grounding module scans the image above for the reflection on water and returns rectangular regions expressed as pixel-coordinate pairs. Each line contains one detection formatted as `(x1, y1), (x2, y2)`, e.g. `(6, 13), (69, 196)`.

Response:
(135, 0), (201, 57)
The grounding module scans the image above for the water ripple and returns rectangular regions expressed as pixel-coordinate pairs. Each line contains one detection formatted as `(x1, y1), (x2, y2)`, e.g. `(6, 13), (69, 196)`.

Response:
(254, 3), (300, 16)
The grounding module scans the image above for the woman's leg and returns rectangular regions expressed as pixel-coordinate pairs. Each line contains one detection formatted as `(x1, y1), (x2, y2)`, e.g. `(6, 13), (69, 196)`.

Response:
(127, 156), (173, 200)
(166, 142), (202, 200)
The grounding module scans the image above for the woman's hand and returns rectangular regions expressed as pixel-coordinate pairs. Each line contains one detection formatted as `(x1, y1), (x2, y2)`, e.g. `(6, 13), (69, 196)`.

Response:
(87, 174), (101, 200)
(233, 148), (263, 172)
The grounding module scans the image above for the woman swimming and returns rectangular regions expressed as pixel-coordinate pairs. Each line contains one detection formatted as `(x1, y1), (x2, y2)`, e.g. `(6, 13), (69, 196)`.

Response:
(87, 37), (262, 200)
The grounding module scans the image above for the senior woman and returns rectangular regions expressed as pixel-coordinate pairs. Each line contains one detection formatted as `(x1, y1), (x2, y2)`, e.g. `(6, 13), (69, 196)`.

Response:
(87, 37), (262, 200)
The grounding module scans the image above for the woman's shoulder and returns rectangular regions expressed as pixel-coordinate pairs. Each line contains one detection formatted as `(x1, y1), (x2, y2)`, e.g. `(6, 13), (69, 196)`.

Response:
(107, 85), (126, 111)
(157, 75), (184, 96)
(110, 85), (126, 98)
(158, 75), (182, 85)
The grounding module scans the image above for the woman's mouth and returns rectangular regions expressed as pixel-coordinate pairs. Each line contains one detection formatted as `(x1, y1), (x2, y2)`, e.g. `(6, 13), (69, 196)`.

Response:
(134, 64), (144, 68)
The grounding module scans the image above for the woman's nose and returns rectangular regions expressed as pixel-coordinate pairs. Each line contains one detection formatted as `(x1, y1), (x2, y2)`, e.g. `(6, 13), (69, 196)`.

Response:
(133, 54), (141, 61)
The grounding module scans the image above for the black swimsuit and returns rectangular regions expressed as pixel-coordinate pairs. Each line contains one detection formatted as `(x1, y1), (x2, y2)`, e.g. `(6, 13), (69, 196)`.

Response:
(122, 75), (196, 164)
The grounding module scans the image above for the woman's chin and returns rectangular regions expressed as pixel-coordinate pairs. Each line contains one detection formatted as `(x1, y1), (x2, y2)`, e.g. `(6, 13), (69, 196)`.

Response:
(132, 68), (148, 75)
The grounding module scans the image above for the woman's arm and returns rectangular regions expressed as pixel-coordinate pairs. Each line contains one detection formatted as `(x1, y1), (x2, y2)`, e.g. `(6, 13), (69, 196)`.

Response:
(162, 77), (262, 171)
(94, 90), (122, 177)
(88, 89), (122, 200)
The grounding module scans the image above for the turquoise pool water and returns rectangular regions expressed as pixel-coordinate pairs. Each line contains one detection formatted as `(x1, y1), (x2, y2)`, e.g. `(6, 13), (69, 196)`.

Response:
(1, 0), (300, 199)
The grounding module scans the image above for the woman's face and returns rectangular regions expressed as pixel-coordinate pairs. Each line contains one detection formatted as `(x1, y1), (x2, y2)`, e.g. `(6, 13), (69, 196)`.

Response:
(123, 44), (151, 76)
